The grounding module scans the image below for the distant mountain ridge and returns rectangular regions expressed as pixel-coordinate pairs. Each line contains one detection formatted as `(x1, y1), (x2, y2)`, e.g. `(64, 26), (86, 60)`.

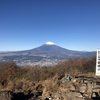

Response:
(0, 42), (96, 66)
(19, 43), (96, 57)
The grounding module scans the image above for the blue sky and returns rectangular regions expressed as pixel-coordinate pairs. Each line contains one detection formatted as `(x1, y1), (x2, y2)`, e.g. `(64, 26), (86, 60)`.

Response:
(0, 0), (100, 51)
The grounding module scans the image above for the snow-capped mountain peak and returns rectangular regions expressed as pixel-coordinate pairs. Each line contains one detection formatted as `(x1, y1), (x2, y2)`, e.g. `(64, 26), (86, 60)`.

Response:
(45, 42), (55, 45)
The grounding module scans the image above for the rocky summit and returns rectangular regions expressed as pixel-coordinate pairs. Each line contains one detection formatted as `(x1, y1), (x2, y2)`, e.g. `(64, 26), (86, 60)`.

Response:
(0, 75), (100, 100)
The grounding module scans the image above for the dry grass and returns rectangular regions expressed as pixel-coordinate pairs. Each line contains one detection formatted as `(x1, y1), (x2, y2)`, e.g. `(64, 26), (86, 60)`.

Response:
(0, 56), (96, 91)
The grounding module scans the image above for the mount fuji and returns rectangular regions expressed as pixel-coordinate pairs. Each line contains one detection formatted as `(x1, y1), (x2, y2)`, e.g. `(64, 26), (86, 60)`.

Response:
(0, 42), (96, 66)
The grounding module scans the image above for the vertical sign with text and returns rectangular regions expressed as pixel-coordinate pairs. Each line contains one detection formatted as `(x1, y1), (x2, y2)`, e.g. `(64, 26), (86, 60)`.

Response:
(96, 49), (100, 76)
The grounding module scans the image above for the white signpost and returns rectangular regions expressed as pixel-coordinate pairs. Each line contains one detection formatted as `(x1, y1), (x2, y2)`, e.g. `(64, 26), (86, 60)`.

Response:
(96, 49), (100, 76)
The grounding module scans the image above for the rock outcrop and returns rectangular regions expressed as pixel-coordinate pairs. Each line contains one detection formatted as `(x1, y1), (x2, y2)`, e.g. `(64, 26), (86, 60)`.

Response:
(0, 75), (100, 100)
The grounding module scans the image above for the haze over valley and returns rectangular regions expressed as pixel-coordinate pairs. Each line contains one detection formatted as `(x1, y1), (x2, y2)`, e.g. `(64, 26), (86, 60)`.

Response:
(0, 42), (96, 66)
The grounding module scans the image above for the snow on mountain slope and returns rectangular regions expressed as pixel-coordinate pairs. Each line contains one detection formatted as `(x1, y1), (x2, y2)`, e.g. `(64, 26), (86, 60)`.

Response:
(45, 42), (55, 45)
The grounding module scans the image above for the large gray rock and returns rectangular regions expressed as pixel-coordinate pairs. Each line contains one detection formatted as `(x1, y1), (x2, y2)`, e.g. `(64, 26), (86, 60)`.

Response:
(60, 79), (76, 91)
(79, 83), (86, 93)
(55, 91), (83, 100)
(83, 82), (92, 98)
